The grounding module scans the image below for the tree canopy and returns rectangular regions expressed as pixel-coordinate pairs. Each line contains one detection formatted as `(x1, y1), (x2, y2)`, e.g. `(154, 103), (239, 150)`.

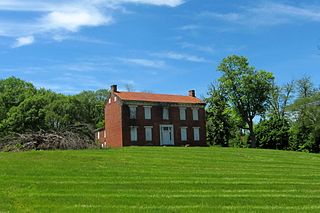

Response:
(217, 55), (274, 147)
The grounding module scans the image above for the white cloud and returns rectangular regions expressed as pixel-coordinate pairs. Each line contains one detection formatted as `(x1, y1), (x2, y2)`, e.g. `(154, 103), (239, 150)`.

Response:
(40, 9), (111, 32)
(177, 25), (199, 31)
(179, 42), (215, 54)
(119, 58), (166, 68)
(0, 0), (184, 45)
(155, 51), (208, 63)
(111, 0), (184, 7)
(200, 2), (320, 27)
(12, 36), (34, 48)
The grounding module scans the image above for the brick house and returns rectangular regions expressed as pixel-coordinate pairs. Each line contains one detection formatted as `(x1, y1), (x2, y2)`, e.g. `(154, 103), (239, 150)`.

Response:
(96, 85), (206, 148)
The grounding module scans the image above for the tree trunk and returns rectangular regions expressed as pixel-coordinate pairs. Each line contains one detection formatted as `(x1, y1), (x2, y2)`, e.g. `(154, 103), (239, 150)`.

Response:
(248, 120), (256, 148)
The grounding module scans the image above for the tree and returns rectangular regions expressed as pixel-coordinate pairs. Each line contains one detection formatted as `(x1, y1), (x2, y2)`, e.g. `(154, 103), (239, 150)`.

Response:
(297, 77), (316, 98)
(217, 55), (274, 148)
(288, 91), (320, 152)
(268, 81), (295, 118)
(1, 91), (55, 133)
(256, 116), (290, 150)
(206, 84), (232, 147)
(74, 89), (110, 129)
(0, 77), (36, 121)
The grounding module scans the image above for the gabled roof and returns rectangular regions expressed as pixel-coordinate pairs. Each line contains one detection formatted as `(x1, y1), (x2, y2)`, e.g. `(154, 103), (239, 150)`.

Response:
(114, 91), (205, 104)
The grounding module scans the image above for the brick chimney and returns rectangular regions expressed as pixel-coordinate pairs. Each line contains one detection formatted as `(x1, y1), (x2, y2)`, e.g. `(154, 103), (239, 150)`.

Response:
(111, 85), (117, 93)
(189, 90), (195, 97)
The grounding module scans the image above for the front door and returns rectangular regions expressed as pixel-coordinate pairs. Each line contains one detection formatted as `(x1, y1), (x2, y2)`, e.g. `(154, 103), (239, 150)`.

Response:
(160, 125), (174, 145)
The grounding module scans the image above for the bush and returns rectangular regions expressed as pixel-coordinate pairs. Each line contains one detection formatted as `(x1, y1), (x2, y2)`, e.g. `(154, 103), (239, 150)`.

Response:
(256, 117), (290, 150)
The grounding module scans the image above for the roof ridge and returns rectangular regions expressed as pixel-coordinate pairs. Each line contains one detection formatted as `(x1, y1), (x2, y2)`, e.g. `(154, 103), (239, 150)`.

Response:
(114, 91), (205, 104)
(115, 91), (196, 97)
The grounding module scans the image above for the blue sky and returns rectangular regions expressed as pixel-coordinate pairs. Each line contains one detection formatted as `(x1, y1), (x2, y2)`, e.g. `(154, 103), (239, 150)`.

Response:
(1, 0), (320, 96)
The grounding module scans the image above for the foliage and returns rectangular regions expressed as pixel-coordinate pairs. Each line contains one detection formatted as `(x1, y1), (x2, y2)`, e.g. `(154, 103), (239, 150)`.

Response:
(0, 77), (109, 148)
(205, 84), (232, 147)
(206, 56), (319, 153)
(255, 117), (290, 150)
(267, 81), (295, 118)
(216, 55), (274, 147)
(0, 77), (36, 121)
(287, 90), (320, 153)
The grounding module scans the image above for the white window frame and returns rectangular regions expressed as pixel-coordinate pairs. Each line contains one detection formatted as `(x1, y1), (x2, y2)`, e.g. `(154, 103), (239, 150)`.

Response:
(163, 107), (169, 120)
(181, 127), (188, 141)
(144, 106), (152, 120)
(144, 126), (153, 142)
(97, 132), (100, 139)
(193, 127), (200, 141)
(129, 105), (137, 119)
(114, 96), (117, 102)
(108, 98), (111, 104)
(192, 108), (199, 121)
(179, 107), (186, 120)
(130, 126), (138, 141)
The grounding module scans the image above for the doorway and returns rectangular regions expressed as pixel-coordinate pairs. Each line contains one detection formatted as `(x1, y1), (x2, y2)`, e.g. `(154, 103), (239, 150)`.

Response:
(160, 125), (174, 145)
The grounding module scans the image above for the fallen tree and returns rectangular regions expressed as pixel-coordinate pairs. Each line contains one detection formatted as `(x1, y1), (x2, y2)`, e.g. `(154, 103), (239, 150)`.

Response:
(0, 125), (98, 152)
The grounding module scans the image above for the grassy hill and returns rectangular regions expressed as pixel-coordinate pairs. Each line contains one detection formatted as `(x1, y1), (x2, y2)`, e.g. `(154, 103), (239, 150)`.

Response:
(0, 147), (320, 212)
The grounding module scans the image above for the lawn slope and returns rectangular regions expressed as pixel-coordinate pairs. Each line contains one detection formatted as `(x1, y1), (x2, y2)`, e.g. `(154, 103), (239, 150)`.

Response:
(1, 147), (320, 212)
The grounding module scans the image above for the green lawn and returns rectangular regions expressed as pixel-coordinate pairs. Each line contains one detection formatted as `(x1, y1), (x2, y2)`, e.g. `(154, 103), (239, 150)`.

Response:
(1, 147), (320, 212)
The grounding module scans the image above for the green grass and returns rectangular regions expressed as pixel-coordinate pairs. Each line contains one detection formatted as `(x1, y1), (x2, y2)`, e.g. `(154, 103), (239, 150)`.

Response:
(1, 147), (320, 212)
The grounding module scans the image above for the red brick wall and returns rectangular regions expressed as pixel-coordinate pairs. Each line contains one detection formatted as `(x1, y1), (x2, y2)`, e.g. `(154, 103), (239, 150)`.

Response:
(121, 104), (206, 147)
(105, 94), (123, 148)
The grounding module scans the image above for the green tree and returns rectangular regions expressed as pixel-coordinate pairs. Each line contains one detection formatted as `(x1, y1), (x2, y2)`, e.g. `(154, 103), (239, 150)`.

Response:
(1, 90), (56, 133)
(74, 89), (109, 129)
(206, 84), (232, 147)
(268, 81), (295, 118)
(256, 117), (290, 150)
(0, 77), (36, 121)
(288, 91), (320, 152)
(217, 55), (274, 147)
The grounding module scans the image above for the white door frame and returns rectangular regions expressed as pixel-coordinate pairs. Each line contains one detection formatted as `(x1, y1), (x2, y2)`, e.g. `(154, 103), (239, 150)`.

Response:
(160, 124), (174, 146)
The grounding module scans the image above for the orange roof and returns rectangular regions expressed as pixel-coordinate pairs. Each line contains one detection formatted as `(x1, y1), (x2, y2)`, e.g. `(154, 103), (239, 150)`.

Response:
(115, 91), (205, 104)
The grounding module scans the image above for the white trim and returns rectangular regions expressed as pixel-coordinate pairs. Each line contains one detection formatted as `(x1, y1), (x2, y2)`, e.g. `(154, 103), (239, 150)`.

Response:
(130, 126), (138, 141)
(144, 126), (153, 142)
(180, 127), (187, 141)
(129, 105), (137, 119)
(163, 107), (169, 120)
(179, 107), (186, 120)
(160, 124), (174, 145)
(144, 106), (152, 120)
(192, 108), (199, 121)
(193, 127), (200, 141)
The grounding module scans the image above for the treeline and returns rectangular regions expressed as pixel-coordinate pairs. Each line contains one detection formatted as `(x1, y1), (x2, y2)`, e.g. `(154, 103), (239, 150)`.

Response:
(0, 77), (109, 150)
(1, 55), (319, 153)
(206, 55), (320, 153)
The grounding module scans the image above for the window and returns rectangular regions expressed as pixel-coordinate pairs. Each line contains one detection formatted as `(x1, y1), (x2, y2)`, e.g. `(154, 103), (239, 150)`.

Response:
(108, 98), (111, 104)
(163, 107), (169, 120)
(97, 132), (100, 139)
(104, 130), (106, 138)
(180, 107), (186, 120)
(145, 126), (153, 141)
(192, 108), (199, 121)
(144, 106), (152, 120)
(114, 97), (117, 102)
(181, 127), (187, 141)
(130, 126), (138, 141)
(193, 127), (200, 141)
(129, 105), (137, 119)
